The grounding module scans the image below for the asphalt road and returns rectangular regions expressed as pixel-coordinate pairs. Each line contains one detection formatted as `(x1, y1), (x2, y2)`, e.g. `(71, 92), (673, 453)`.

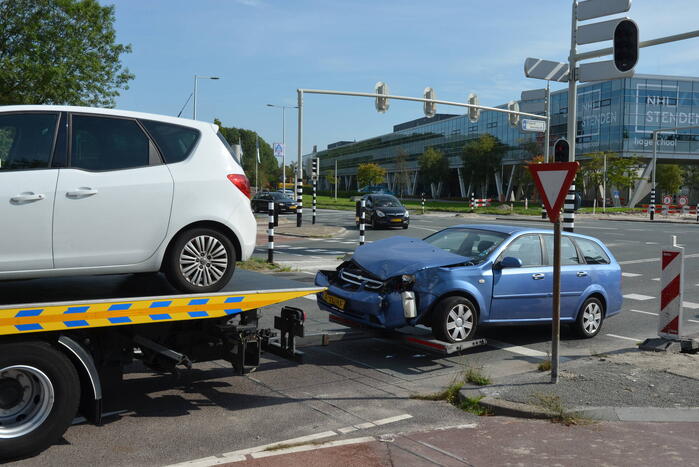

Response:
(6, 209), (699, 466)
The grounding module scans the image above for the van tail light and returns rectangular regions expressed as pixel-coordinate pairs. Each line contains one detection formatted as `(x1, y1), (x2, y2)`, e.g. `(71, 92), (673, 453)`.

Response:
(227, 174), (251, 199)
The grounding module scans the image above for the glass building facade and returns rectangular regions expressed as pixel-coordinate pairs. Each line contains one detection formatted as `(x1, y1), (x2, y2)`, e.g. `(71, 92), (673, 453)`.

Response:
(308, 74), (699, 198)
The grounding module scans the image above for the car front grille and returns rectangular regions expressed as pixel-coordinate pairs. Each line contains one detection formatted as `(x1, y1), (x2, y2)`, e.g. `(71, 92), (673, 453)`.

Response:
(338, 266), (384, 290)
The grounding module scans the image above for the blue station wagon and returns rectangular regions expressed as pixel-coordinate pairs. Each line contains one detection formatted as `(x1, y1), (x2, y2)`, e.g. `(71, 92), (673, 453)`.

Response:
(315, 225), (622, 343)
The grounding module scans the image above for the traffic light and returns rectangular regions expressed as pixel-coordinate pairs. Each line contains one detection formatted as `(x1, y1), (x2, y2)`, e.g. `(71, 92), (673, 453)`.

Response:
(507, 100), (520, 127)
(374, 81), (389, 113)
(423, 87), (436, 118)
(468, 93), (480, 123)
(613, 19), (639, 72)
(554, 138), (569, 162)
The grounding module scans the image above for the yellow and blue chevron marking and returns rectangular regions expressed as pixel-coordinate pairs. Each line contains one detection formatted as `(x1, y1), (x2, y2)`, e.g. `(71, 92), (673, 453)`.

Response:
(0, 288), (324, 336)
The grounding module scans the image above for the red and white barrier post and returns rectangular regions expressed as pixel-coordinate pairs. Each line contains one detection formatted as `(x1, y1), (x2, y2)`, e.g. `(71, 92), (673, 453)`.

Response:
(659, 236), (684, 340)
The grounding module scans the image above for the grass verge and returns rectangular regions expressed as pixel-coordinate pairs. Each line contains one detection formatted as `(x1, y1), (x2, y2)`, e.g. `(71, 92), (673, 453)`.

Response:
(464, 367), (491, 386)
(238, 258), (292, 272)
(537, 359), (552, 372)
(530, 393), (591, 426)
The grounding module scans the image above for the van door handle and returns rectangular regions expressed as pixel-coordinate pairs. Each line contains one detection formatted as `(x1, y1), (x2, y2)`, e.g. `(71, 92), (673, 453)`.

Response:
(66, 188), (98, 198)
(532, 273), (545, 280)
(11, 192), (45, 203)
(577, 271), (588, 277)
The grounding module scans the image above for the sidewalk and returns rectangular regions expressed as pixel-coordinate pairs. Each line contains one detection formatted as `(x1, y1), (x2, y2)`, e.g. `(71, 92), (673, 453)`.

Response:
(459, 346), (699, 423)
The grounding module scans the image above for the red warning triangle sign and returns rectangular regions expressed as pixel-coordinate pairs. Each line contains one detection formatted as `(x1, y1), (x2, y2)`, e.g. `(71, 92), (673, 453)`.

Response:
(527, 162), (580, 223)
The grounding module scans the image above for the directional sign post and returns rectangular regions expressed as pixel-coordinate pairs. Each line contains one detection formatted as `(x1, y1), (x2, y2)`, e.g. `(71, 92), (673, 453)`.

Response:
(527, 162), (580, 383)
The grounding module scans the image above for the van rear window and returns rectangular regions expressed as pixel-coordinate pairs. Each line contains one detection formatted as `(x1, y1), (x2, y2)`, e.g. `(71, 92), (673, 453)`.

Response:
(142, 120), (200, 164)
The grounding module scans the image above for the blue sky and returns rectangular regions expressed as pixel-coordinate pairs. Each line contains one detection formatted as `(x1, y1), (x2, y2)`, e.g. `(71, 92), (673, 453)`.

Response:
(113, 0), (699, 162)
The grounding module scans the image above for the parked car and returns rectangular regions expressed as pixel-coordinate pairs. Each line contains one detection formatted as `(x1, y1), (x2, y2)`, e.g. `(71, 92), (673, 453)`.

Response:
(252, 191), (298, 213)
(315, 225), (622, 342)
(355, 194), (409, 229)
(0, 105), (256, 293)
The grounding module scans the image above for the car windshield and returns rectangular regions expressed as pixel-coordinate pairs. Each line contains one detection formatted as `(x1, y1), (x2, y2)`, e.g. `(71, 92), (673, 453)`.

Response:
(423, 228), (509, 264)
(271, 193), (292, 201)
(373, 195), (401, 207)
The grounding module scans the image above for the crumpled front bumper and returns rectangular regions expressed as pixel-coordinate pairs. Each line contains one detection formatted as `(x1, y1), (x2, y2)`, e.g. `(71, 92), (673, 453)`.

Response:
(314, 270), (414, 329)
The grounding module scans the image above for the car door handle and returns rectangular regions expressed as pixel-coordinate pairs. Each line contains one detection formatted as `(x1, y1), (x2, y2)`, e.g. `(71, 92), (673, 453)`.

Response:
(66, 188), (98, 198)
(577, 271), (588, 277)
(532, 273), (545, 280)
(11, 193), (45, 203)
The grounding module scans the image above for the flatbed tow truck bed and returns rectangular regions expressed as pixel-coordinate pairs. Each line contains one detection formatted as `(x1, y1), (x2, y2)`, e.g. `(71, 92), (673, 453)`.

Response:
(0, 274), (323, 460)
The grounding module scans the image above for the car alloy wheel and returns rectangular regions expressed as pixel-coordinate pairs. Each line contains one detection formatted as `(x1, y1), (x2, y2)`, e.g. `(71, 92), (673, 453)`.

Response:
(166, 228), (236, 293)
(432, 296), (478, 343)
(576, 297), (604, 338)
(179, 235), (228, 287)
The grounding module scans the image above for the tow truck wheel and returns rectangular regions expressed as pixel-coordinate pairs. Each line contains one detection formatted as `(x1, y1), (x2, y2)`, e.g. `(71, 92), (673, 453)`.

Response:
(165, 228), (236, 293)
(431, 296), (478, 343)
(0, 341), (80, 460)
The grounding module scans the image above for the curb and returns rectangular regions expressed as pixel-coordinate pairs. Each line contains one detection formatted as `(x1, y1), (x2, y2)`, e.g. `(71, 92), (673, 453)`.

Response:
(458, 389), (555, 420)
(495, 216), (699, 225)
(274, 226), (347, 238)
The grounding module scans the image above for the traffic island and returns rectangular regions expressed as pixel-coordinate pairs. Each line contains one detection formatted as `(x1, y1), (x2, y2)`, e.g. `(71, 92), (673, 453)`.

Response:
(273, 225), (346, 238)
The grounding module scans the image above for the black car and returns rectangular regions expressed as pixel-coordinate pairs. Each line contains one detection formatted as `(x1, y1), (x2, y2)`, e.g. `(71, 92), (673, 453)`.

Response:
(356, 194), (409, 229)
(251, 191), (298, 213)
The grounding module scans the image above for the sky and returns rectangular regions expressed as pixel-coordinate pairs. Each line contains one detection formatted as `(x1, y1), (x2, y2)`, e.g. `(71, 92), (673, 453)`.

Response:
(112, 0), (699, 162)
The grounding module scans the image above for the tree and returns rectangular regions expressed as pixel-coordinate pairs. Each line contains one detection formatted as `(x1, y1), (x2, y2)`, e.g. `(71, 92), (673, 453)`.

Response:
(0, 0), (134, 107)
(462, 134), (506, 198)
(606, 154), (641, 201)
(214, 119), (279, 190)
(683, 164), (699, 200)
(324, 168), (337, 192)
(418, 147), (449, 198)
(357, 163), (386, 188)
(656, 164), (684, 195)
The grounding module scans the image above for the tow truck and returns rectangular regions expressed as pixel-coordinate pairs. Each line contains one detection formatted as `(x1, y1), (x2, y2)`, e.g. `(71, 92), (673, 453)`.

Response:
(0, 283), (322, 460)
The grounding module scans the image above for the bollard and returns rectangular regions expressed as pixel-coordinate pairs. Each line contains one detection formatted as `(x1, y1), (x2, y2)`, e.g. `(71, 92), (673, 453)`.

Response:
(359, 199), (366, 246)
(421, 192), (425, 214)
(296, 177), (303, 227)
(312, 158), (317, 225)
(650, 188), (655, 221)
(541, 203), (547, 219)
(524, 198), (528, 210)
(267, 200), (274, 263)
(470, 193), (475, 212)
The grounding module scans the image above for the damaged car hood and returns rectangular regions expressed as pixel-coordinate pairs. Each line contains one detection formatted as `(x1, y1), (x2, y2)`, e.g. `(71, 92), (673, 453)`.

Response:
(350, 236), (469, 280)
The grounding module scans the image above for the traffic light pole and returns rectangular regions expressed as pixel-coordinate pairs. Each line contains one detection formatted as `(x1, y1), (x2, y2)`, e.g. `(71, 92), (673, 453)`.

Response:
(294, 87), (547, 227)
(563, 0), (578, 234)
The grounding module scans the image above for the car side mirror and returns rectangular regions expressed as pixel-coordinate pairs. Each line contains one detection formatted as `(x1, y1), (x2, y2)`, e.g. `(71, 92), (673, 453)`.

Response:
(496, 256), (523, 269)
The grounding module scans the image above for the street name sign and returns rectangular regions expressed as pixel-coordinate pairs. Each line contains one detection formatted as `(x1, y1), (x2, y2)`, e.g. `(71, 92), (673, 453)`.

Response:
(521, 119), (546, 133)
(578, 59), (635, 82)
(527, 162), (580, 223)
(577, 0), (631, 21)
(524, 58), (570, 82)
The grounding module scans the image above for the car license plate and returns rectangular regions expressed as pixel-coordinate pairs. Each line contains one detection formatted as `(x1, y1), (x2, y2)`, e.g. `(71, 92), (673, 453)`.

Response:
(290, 205), (297, 209)
(322, 292), (346, 310)
(391, 218), (402, 222)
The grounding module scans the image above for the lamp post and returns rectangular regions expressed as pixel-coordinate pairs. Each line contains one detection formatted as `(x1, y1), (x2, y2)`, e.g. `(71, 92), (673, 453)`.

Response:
(266, 103), (298, 190)
(193, 75), (220, 120)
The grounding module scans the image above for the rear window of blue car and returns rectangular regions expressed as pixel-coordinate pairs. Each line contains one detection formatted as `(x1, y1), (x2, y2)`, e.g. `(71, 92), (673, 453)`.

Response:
(575, 238), (611, 264)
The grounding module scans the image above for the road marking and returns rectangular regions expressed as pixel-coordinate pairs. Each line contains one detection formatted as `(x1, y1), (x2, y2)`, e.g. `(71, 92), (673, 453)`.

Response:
(683, 301), (699, 309)
(171, 413), (413, 466)
(409, 226), (439, 232)
(250, 437), (375, 459)
(487, 339), (549, 358)
(303, 295), (317, 300)
(622, 272), (642, 277)
(606, 333), (641, 342)
(652, 278), (660, 281)
(645, 242), (659, 245)
(623, 293), (654, 301)
(631, 309), (658, 316)
(619, 252), (699, 265)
